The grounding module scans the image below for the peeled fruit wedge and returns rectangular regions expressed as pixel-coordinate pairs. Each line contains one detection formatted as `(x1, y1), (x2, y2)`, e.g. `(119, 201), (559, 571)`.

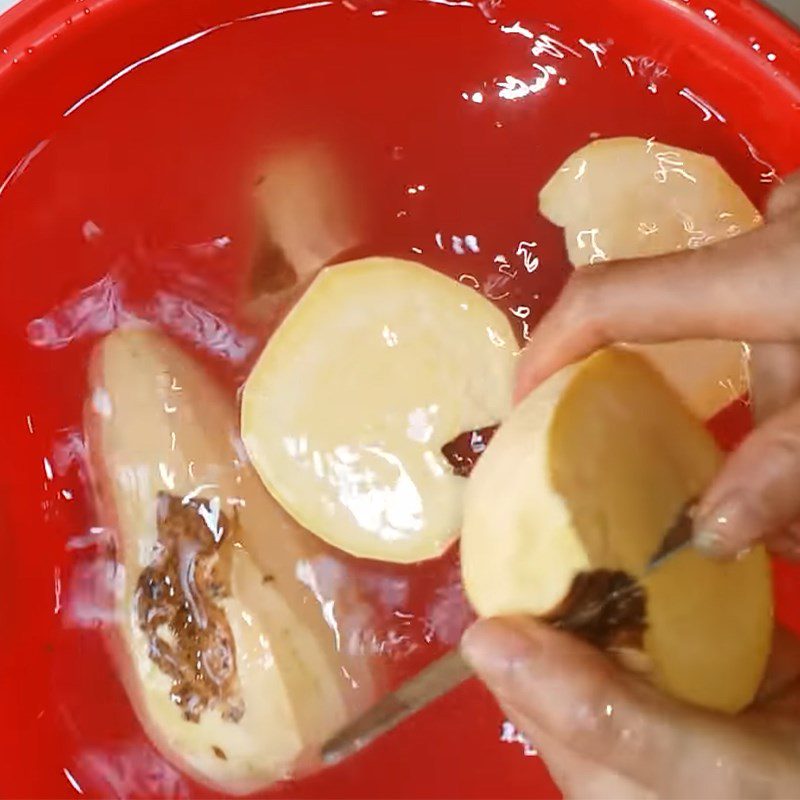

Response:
(85, 326), (376, 794)
(254, 141), (360, 286)
(539, 136), (762, 419)
(246, 142), (362, 321)
(242, 257), (517, 563)
(461, 348), (772, 713)
(539, 136), (762, 264)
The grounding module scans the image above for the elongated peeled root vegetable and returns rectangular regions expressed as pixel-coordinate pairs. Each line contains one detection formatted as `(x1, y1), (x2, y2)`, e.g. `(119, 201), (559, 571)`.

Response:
(539, 136), (763, 420)
(461, 348), (772, 713)
(85, 327), (377, 794)
(241, 257), (517, 564)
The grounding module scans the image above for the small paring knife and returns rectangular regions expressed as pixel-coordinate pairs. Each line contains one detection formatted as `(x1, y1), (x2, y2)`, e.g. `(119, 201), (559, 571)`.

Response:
(320, 648), (473, 766)
(645, 501), (696, 572)
(320, 502), (697, 766)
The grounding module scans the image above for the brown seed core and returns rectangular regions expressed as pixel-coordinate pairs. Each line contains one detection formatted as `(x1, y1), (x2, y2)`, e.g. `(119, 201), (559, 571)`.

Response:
(543, 570), (647, 651)
(441, 424), (500, 478)
(135, 492), (244, 723)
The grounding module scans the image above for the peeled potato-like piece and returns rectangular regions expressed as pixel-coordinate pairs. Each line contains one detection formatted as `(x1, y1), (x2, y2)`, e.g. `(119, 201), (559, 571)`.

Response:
(246, 142), (362, 321)
(461, 348), (772, 713)
(242, 257), (517, 563)
(254, 142), (360, 284)
(539, 136), (762, 419)
(86, 327), (376, 794)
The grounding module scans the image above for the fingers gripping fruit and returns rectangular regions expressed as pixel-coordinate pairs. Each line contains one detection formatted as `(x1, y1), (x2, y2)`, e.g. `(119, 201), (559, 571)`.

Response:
(539, 136), (762, 419)
(461, 348), (772, 713)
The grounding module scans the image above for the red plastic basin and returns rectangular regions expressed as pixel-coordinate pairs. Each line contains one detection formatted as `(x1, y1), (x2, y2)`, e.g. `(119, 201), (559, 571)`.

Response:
(0, 0), (799, 797)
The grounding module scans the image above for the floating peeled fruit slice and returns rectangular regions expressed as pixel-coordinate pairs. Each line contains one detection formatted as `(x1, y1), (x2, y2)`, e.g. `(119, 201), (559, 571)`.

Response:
(85, 326), (376, 794)
(461, 347), (772, 713)
(539, 136), (763, 419)
(241, 257), (517, 563)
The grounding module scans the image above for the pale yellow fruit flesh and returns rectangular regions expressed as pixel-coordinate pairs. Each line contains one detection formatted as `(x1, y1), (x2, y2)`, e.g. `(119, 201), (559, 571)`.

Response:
(242, 257), (517, 563)
(123, 551), (305, 793)
(539, 136), (762, 420)
(643, 546), (772, 713)
(462, 348), (772, 713)
(86, 326), (375, 794)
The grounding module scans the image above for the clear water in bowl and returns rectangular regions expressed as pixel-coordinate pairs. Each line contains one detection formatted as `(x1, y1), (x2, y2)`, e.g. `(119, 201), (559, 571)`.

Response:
(0, 0), (796, 796)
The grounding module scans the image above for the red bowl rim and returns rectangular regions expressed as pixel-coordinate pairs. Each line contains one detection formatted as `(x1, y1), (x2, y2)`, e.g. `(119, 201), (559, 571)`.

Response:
(1, 0), (799, 84)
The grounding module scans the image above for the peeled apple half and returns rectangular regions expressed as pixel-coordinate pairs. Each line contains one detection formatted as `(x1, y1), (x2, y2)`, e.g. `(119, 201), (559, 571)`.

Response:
(242, 257), (517, 563)
(461, 348), (772, 713)
(85, 327), (377, 794)
(539, 136), (763, 419)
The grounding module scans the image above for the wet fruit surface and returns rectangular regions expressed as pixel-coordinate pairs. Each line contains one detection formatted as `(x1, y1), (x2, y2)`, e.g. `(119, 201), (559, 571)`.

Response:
(0, 0), (799, 797)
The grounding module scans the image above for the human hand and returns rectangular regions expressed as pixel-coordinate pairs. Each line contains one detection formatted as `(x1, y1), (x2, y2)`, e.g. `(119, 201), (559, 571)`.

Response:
(462, 617), (800, 799)
(515, 173), (800, 561)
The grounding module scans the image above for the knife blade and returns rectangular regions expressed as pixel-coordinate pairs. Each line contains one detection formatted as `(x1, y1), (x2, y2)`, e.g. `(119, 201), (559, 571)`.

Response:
(320, 649), (473, 766)
(646, 501), (696, 572)
(321, 502), (698, 765)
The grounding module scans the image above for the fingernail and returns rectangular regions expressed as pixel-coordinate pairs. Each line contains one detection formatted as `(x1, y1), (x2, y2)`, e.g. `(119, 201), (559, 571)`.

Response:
(693, 528), (727, 556)
(694, 497), (755, 558)
(461, 618), (542, 689)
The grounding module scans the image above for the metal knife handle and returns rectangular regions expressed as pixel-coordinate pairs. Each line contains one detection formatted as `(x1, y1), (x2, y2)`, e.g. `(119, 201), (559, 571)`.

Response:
(320, 649), (473, 766)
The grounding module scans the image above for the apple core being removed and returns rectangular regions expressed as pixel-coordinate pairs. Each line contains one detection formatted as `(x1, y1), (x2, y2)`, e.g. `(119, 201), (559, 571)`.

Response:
(241, 257), (517, 563)
(461, 348), (772, 713)
(539, 136), (762, 420)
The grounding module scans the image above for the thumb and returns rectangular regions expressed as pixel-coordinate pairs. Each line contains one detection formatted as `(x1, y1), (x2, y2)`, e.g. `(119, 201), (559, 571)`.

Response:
(693, 398), (800, 559)
(461, 617), (695, 790)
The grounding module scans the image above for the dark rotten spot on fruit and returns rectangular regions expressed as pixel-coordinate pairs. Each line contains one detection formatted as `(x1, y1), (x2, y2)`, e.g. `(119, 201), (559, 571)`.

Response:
(441, 424), (500, 478)
(135, 492), (244, 723)
(250, 233), (297, 296)
(212, 746), (228, 761)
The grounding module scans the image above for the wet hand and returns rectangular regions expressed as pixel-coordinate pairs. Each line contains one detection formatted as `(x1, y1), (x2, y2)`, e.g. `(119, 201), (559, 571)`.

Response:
(463, 617), (800, 800)
(515, 173), (800, 561)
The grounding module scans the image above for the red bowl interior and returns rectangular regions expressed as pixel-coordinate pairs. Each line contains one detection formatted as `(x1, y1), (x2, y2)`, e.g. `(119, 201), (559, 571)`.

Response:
(1, 0), (800, 797)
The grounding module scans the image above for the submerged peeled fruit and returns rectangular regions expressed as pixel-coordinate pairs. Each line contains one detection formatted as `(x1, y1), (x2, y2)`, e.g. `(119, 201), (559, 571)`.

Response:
(241, 257), (517, 563)
(135, 493), (245, 725)
(85, 327), (376, 794)
(539, 136), (762, 419)
(461, 348), (772, 713)
(252, 141), (361, 289)
(246, 141), (362, 321)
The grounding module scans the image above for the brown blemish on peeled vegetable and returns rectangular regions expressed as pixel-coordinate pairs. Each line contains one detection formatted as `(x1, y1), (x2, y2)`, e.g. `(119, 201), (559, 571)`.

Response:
(543, 570), (647, 650)
(250, 235), (298, 296)
(135, 493), (244, 723)
(441, 424), (500, 477)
